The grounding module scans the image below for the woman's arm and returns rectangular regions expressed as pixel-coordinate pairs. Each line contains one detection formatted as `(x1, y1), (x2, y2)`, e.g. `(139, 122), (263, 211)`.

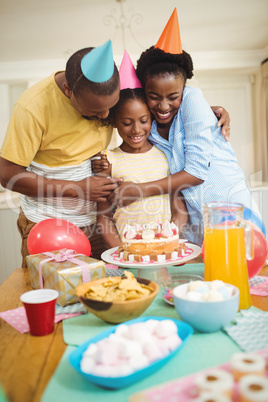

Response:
(170, 191), (188, 236)
(108, 171), (203, 206)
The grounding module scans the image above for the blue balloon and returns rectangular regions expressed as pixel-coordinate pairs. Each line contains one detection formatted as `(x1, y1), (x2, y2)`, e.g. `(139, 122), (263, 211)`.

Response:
(243, 207), (266, 237)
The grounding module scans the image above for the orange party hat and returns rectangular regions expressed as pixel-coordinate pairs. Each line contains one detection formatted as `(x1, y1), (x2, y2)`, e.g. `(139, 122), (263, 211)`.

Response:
(155, 8), (182, 55)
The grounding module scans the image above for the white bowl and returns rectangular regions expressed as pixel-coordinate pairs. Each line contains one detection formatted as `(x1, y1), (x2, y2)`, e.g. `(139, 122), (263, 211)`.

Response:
(173, 282), (239, 333)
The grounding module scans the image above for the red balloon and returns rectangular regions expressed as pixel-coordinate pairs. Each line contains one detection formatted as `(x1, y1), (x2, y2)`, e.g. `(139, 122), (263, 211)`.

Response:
(201, 223), (267, 279)
(27, 219), (91, 256)
(247, 224), (268, 279)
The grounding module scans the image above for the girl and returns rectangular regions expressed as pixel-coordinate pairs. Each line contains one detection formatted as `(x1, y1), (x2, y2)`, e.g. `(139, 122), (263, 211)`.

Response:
(97, 86), (188, 248)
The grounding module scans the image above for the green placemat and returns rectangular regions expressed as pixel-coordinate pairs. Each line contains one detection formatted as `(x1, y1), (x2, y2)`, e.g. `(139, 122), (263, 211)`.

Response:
(63, 263), (205, 346)
(42, 331), (240, 402)
(128, 262), (204, 279)
(41, 263), (245, 401)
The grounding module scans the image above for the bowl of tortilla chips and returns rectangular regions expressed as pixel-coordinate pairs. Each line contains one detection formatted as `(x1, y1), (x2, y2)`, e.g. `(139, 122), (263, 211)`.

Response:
(76, 271), (159, 324)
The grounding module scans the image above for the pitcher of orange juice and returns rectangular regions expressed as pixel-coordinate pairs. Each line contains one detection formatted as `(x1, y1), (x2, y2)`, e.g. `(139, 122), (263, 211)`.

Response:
(202, 202), (253, 310)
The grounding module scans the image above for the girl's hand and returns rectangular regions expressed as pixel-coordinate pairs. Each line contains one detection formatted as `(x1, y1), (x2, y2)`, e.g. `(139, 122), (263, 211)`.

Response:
(211, 106), (231, 142)
(91, 153), (109, 173)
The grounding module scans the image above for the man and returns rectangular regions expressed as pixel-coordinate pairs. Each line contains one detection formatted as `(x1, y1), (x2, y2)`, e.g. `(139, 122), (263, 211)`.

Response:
(0, 40), (122, 266)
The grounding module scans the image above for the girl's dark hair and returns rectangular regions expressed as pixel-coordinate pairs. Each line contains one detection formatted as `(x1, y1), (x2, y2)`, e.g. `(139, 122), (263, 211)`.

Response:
(108, 87), (148, 124)
(65, 47), (119, 97)
(136, 46), (194, 87)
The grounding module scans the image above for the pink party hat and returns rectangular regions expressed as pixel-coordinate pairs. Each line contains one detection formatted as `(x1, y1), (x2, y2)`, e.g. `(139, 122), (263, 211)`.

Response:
(155, 8), (183, 54)
(81, 40), (114, 83)
(119, 50), (142, 90)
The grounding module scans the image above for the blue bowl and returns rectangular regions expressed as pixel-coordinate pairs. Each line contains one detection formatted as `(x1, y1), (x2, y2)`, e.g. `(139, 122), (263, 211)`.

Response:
(173, 282), (239, 333)
(68, 316), (193, 389)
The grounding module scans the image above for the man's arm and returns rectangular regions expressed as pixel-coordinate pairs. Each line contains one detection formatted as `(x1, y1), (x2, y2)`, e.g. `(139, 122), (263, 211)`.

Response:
(0, 157), (122, 202)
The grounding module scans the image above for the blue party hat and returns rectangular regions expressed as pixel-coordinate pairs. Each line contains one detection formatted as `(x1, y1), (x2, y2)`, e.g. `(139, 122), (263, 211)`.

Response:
(81, 40), (114, 83)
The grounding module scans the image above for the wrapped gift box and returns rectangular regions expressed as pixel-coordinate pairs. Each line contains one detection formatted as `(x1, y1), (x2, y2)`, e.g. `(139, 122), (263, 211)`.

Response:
(26, 249), (106, 306)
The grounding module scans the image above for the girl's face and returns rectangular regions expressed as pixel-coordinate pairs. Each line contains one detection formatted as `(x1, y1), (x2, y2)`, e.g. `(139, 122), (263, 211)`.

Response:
(114, 99), (152, 153)
(145, 73), (185, 127)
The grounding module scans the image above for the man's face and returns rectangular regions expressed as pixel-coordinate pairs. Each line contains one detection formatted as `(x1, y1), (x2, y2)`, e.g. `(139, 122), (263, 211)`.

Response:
(67, 85), (120, 120)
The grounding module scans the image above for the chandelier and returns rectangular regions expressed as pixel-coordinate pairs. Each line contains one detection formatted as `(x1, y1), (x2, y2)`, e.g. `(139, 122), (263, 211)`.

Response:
(103, 0), (144, 54)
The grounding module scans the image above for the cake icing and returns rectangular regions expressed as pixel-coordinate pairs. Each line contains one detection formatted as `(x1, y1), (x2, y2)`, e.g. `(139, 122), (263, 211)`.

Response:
(117, 221), (186, 262)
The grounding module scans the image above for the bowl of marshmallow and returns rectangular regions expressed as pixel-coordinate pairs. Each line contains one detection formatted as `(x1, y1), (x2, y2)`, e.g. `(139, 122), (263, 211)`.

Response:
(160, 274), (204, 305)
(68, 316), (193, 389)
(173, 280), (240, 333)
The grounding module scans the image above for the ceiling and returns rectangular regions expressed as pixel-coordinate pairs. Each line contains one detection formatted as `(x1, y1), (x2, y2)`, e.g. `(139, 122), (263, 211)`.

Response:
(1, 0), (268, 65)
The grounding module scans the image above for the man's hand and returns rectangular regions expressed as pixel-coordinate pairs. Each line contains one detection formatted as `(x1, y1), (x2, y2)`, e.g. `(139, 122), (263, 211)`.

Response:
(79, 176), (123, 202)
(211, 106), (230, 141)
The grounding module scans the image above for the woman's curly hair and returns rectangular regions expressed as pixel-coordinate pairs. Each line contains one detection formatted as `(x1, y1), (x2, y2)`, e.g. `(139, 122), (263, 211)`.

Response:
(136, 46), (194, 87)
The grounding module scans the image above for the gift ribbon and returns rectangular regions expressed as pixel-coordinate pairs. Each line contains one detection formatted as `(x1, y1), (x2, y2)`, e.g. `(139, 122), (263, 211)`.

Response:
(38, 249), (91, 289)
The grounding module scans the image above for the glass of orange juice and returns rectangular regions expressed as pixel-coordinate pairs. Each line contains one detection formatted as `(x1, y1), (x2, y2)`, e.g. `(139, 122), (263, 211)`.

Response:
(202, 202), (253, 310)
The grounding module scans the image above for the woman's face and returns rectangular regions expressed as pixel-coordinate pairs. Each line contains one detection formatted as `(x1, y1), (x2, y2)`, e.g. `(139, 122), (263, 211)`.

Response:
(144, 73), (185, 127)
(114, 99), (152, 153)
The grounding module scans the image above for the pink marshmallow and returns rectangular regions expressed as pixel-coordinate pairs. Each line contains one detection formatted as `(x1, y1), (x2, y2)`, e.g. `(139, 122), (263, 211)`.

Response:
(95, 342), (120, 365)
(161, 333), (182, 352)
(143, 342), (164, 363)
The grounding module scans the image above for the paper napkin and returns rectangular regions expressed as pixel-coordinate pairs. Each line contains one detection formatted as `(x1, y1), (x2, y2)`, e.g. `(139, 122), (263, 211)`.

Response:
(0, 306), (83, 334)
(224, 309), (268, 352)
(249, 275), (268, 296)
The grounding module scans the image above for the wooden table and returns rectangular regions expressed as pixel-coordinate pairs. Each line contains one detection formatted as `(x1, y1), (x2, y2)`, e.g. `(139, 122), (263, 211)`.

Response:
(0, 263), (267, 402)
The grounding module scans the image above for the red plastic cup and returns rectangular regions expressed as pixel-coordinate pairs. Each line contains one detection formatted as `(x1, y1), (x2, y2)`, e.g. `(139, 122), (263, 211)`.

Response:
(20, 289), (59, 336)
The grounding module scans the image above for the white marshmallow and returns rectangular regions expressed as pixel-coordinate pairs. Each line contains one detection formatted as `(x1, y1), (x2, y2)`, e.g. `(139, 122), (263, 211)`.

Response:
(110, 364), (133, 377)
(119, 339), (143, 359)
(157, 254), (166, 262)
(129, 353), (149, 370)
(171, 251), (178, 260)
(83, 342), (98, 358)
(142, 255), (150, 263)
(80, 356), (96, 374)
(209, 280), (225, 290)
(203, 290), (224, 302)
(188, 280), (207, 292)
(145, 319), (159, 334)
(154, 320), (178, 338)
(92, 364), (113, 377)
(187, 291), (204, 302)
(115, 324), (129, 338)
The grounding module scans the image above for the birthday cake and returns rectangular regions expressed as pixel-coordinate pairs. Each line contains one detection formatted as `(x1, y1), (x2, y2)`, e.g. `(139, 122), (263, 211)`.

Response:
(117, 221), (186, 263)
